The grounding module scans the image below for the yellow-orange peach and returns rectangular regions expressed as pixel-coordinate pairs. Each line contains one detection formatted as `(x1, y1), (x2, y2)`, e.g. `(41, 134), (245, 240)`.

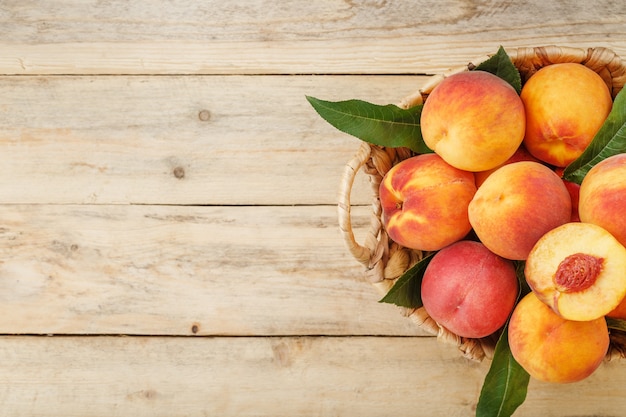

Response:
(521, 63), (613, 167)
(421, 240), (518, 338)
(379, 153), (476, 251)
(509, 292), (609, 384)
(579, 153), (626, 247)
(420, 70), (526, 172)
(468, 161), (571, 260)
(525, 222), (626, 321)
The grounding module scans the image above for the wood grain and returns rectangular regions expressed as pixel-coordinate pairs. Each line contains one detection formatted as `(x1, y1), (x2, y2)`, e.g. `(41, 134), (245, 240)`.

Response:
(0, 336), (486, 417)
(0, 335), (624, 417)
(3, 1), (626, 415)
(1, 0), (625, 75)
(0, 74), (419, 205)
(0, 203), (420, 336)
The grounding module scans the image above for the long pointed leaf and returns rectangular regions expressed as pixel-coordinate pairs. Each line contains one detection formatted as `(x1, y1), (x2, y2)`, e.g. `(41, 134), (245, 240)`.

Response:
(306, 95), (431, 154)
(476, 325), (530, 417)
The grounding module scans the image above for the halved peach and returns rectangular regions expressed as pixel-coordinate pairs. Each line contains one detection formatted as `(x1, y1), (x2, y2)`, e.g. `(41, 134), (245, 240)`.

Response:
(525, 222), (626, 321)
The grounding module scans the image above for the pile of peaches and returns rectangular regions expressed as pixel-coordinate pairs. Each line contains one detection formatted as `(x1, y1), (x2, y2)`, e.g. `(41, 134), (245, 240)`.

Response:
(380, 63), (626, 383)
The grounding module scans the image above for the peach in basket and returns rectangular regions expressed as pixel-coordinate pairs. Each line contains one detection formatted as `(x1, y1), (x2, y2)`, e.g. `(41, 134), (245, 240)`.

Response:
(521, 62), (613, 167)
(525, 222), (626, 322)
(509, 291), (609, 384)
(310, 45), (626, 416)
(468, 160), (571, 261)
(334, 46), (626, 362)
(378, 153), (476, 252)
(420, 70), (526, 172)
(421, 240), (518, 339)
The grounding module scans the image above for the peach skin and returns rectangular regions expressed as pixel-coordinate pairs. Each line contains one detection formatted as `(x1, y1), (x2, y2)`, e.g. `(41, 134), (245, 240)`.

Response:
(379, 153), (476, 251)
(468, 161), (571, 260)
(579, 153), (626, 247)
(421, 70), (526, 172)
(421, 240), (518, 338)
(509, 292), (609, 384)
(474, 144), (540, 187)
(521, 63), (612, 167)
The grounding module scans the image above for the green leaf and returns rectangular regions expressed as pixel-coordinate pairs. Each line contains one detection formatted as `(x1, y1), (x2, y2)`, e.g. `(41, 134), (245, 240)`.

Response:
(476, 325), (530, 417)
(474, 46), (522, 94)
(306, 95), (432, 154)
(378, 253), (434, 308)
(513, 261), (531, 298)
(563, 87), (626, 184)
(607, 317), (626, 332)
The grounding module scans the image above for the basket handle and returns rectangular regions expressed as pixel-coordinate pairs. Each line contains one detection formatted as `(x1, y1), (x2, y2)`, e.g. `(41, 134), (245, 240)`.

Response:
(337, 142), (380, 267)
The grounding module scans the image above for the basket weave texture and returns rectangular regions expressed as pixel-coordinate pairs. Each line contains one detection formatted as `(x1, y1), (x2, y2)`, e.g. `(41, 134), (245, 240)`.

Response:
(338, 45), (626, 362)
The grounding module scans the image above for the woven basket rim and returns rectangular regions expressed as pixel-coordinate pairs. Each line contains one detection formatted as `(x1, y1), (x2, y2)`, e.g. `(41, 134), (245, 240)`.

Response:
(337, 45), (626, 362)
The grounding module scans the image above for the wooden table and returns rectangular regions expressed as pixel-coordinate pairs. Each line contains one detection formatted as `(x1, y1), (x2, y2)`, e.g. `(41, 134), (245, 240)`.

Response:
(2, 1), (626, 415)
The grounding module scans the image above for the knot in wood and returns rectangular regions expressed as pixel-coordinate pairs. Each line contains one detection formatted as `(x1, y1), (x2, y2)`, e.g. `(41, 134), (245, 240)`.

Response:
(173, 166), (185, 179)
(198, 109), (211, 121)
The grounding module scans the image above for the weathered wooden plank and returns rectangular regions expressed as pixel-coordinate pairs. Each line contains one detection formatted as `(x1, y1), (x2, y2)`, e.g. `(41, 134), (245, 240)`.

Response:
(0, 204), (419, 336)
(0, 336), (483, 417)
(0, 335), (624, 417)
(0, 74), (416, 205)
(1, 0), (625, 75)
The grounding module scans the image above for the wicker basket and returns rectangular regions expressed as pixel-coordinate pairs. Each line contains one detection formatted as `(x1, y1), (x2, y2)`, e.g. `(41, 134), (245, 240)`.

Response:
(338, 45), (626, 362)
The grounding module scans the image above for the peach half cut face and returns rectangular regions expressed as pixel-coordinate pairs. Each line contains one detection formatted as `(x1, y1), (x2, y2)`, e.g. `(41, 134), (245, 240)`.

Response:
(525, 222), (626, 321)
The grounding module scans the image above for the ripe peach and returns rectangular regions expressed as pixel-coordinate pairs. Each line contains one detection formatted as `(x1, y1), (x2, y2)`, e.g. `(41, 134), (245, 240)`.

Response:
(468, 161), (571, 260)
(563, 180), (581, 222)
(379, 153), (476, 251)
(420, 70), (526, 172)
(474, 144), (541, 187)
(421, 240), (518, 338)
(579, 153), (626, 247)
(525, 222), (626, 321)
(509, 292), (609, 384)
(554, 167), (581, 222)
(521, 63), (613, 167)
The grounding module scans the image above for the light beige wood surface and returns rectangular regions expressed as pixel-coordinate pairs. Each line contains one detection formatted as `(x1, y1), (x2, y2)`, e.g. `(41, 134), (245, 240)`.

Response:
(2, 1), (626, 416)
(0, 336), (625, 417)
(2, 0), (626, 75)
(0, 74), (419, 205)
(0, 204), (421, 336)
